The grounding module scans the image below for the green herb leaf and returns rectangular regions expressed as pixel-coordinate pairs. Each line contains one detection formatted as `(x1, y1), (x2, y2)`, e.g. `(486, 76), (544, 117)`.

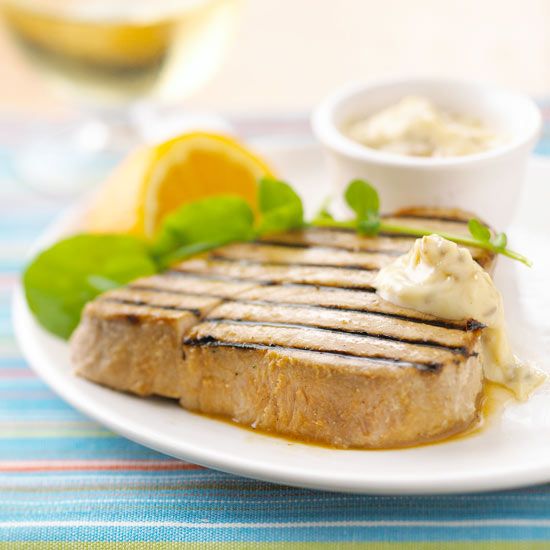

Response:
(312, 208), (334, 223)
(311, 195), (335, 224)
(358, 213), (381, 235)
(257, 177), (304, 235)
(468, 218), (491, 242)
(343, 179), (380, 234)
(23, 235), (157, 339)
(492, 232), (508, 249)
(344, 179), (380, 220)
(152, 195), (255, 267)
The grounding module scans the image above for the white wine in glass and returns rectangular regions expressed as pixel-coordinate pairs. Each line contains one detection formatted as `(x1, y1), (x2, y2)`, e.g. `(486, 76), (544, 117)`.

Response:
(1, 0), (242, 194)
(2, 0), (242, 105)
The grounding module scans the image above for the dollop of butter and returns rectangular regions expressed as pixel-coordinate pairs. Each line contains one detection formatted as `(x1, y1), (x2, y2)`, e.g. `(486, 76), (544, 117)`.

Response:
(346, 96), (501, 158)
(374, 235), (546, 400)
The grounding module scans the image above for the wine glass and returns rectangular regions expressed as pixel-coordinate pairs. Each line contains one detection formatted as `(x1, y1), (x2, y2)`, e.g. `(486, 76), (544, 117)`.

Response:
(1, 0), (242, 194)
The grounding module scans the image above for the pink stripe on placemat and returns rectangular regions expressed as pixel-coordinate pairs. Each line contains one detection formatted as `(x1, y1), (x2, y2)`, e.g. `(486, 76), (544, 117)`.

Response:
(0, 460), (204, 472)
(0, 274), (17, 289)
(0, 369), (37, 378)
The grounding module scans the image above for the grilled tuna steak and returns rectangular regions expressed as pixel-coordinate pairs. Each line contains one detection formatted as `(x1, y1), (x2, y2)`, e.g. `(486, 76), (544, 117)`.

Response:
(71, 207), (494, 448)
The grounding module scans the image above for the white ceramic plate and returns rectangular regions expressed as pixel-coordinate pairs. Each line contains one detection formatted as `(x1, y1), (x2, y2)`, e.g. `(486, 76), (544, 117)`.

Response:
(13, 141), (550, 494)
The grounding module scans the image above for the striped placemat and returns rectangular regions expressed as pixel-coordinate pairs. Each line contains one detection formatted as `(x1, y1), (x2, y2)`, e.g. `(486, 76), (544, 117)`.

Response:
(1, 117), (550, 549)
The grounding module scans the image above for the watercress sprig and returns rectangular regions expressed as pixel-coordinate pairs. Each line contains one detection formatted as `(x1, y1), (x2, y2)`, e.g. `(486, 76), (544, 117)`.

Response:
(23, 175), (531, 340)
(23, 177), (304, 339)
(312, 179), (533, 267)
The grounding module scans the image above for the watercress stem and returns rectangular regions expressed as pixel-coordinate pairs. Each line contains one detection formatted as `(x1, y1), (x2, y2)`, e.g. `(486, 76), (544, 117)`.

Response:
(380, 222), (483, 247)
(311, 219), (533, 267)
(381, 222), (532, 267)
(310, 219), (355, 229)
(498, 248), (533, 267)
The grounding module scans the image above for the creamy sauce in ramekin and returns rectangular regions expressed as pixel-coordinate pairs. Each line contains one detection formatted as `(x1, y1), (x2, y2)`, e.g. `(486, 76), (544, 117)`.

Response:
(346, 96), (503, 157)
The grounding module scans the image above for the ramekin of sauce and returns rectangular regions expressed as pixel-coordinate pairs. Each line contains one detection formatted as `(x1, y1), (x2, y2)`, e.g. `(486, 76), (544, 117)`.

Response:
(312, 78), (541, 228)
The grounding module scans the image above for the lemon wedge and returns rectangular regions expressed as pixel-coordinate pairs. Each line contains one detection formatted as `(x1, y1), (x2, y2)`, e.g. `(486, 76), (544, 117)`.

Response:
(85, 132), (274, 238)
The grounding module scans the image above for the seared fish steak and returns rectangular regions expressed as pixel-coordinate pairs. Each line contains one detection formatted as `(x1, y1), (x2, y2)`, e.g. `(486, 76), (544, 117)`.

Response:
(71, 208), (494, 448)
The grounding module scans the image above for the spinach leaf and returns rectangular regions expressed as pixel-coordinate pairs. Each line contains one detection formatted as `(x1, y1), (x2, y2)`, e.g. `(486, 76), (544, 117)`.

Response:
(23, 234), (157, 339)
(152, 195), (255, 267)
(256, 178), (304, 235)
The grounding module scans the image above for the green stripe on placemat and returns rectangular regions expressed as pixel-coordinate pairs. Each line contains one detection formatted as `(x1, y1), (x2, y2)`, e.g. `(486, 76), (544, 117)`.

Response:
(1, 543), (548, 549)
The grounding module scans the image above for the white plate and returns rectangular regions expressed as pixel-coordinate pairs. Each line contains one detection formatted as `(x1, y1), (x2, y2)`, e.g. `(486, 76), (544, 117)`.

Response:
(13, 141), (550, 495)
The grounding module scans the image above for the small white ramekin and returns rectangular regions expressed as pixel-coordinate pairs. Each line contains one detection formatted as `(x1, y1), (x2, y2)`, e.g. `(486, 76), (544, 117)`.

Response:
(311, 78), (542, 229)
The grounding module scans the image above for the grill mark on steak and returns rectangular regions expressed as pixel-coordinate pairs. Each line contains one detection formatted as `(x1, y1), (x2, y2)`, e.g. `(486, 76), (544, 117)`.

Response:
(182, 336), (443, 372)
(217, 236), (488, 268)
(213, 242), (392, 270)
(99, 297), (202, 317)
(390, 213), (470, 224)
(316, 225), (466, 237)
(168, 268), (377, 291)
(127, 283), (472, 331)
(129, 285), (230, 301)
(254, 239), (404, 256)
(319, 226), (414, 238)
(204, 317), (471, 355)
(207, 255), (379, 272)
